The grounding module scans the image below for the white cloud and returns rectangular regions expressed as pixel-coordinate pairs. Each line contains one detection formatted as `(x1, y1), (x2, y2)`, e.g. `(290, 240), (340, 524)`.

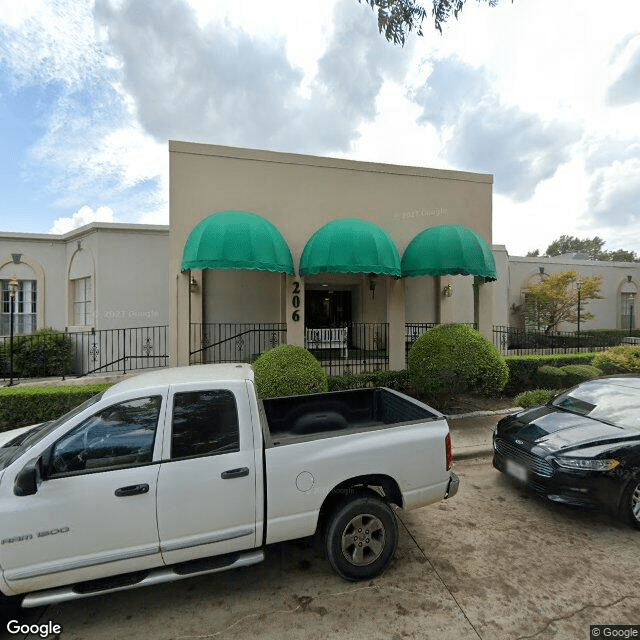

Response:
(607, 34), (640, 106)
(412, 56), (582, 201)
(49, 205), (116, 234)
(588, 158), (640, 227)
(0, 0), (104, 88)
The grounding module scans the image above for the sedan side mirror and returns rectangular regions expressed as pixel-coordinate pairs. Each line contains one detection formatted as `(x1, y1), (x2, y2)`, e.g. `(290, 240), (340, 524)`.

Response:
(14, 458), (41, 497)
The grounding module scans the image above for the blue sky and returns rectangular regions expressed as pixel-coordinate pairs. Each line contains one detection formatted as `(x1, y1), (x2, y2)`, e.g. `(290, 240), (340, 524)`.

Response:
(1, 0), (640, 256)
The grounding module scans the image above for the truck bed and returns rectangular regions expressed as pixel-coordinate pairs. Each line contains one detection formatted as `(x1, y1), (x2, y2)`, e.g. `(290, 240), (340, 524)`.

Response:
(261, 388), (440, 445)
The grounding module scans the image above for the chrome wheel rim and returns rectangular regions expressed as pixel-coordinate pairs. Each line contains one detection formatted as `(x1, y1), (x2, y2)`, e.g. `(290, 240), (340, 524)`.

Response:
(341, 513), (386, 566)
(632, 484), (640, 522)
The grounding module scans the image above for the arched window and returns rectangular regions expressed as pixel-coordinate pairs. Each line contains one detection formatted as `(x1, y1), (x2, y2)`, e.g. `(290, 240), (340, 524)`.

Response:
(1, 278), (37, 335)
(68, 247), (95, 327)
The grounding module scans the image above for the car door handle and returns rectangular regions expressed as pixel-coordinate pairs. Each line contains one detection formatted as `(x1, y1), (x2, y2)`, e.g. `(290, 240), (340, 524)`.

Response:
(115, 483), (149, 497)
(221, 467), (250, 479)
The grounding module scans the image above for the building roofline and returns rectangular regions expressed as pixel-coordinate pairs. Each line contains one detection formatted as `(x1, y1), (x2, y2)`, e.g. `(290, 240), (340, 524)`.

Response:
(510, 254), (640, 268)
(0, 222), (169, 243)
(169, 140), (494, 185)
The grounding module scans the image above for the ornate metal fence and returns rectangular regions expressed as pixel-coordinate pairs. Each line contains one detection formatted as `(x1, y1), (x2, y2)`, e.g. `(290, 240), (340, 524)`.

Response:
(305, 322), (389, 376)
(492, 325), (623, 355)
(0, 325), (169, 381)
(70, 326), (169, 375)
(190, 323), (286, 365)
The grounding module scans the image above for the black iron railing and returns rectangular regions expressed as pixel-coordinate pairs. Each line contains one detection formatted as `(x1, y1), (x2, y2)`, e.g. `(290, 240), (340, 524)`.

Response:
(71, 326), (169, 376)
(190, 323), (286, 365)
(492, 325), (636, 355)
(305, 323), (389, 376)
(0, 325), (169, 381)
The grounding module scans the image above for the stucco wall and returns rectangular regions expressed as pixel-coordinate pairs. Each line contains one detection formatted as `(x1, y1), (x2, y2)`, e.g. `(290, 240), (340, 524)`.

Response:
(169, 141), (494, 365)
(0, 235), (67, 331)
(508, 255), (640, 331)
(91, 227), (169, 330)
(0, 224), (169, 335)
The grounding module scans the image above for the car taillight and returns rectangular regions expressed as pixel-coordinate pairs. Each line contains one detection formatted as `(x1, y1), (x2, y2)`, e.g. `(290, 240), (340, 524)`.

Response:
(445, 433), (452, 470)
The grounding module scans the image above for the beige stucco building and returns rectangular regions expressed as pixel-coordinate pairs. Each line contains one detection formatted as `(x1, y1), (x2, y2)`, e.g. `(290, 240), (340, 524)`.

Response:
(500, 253), (640, 332)
(1, 223), (169, 334)
(169, 141), (498, 370)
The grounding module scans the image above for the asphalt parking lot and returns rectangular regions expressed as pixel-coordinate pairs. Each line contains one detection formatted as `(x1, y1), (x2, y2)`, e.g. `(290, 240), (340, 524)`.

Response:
(6, 455), (639, 640)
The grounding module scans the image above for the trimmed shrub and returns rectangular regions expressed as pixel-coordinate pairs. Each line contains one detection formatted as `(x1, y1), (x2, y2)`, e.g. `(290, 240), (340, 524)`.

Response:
(0, 329), (74, 378)
(535, 365), (568, 389)
(560, 364), (602, 387)
(514, 389), (557, 409)
(253, 345), (328, 398)
(408, 324), (508, 397)
(328, 370), (411, 393)
(0, 384), (112, 432)
(592, 345), (640, 374)
(504, 352), (600, 395)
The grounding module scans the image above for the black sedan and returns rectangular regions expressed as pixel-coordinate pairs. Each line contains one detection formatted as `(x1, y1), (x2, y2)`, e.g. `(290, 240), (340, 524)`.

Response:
(493, 375), (640, 528)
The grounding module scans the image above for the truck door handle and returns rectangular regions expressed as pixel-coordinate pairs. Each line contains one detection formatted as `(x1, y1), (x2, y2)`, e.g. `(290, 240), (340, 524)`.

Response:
(221, 467), (250, 480)
(115, 484), (149, 497)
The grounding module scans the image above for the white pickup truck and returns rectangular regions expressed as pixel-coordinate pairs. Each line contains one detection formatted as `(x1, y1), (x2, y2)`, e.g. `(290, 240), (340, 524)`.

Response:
(0, 363), (458, 615)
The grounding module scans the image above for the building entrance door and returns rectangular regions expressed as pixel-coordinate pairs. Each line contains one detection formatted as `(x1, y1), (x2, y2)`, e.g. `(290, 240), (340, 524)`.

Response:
(305, 290), (352, 328)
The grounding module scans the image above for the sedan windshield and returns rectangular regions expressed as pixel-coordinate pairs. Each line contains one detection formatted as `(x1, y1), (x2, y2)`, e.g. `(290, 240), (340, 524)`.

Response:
(551, 379), (640, 430)
(0, 391), (105, 470)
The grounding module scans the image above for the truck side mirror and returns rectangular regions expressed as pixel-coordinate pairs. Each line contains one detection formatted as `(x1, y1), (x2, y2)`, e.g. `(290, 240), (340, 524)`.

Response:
(14, 458), (41, 497)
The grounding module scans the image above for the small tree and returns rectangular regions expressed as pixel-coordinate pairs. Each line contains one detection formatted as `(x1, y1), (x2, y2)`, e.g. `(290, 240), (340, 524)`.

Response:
(521, 271), (602, 333)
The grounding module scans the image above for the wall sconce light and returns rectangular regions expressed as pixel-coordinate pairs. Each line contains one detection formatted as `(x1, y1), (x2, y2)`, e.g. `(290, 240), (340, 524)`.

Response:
(189, 276), (198, 292)
(442, 284), (453, 297)
(539, 266), (545, 275)
(368, 273), (378, 299)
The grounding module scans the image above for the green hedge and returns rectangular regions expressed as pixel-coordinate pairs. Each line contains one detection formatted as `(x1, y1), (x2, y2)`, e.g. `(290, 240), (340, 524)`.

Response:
(328, 370), (412, 393)
(504, 353), (599, 395)
(592, 345), (640, 374)
(408, 324), (508, 397)
(514, 389), (558, 409)
(560, 364), (602, 386)
(253, 345), (328, 398)
(0, 329), (74, 378)
(0, 384), (112, 432)
(535, 365), (568, 389)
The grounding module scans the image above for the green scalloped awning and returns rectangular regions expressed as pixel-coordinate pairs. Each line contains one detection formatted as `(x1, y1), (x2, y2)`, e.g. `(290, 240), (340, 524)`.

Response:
(401, 224), (497, 280)
(299, 219), (401, 277)
(181, 211), (294, 275)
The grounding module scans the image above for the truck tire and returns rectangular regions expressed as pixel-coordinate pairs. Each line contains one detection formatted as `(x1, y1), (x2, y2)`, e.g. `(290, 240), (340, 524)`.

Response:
(0, 593), (20, 625)
(620, 479), (640, 529)
(324, 492), (398, 581)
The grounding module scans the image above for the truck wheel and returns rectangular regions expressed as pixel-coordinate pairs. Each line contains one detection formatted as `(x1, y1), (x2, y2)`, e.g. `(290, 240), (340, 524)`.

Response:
(621, 479), (640, 529)
(325, 493), (398, 581)
(0, 593), (20, 625)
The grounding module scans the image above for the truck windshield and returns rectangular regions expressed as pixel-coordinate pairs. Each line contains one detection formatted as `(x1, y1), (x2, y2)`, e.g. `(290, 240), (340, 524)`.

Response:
(0, 391), (106, 471)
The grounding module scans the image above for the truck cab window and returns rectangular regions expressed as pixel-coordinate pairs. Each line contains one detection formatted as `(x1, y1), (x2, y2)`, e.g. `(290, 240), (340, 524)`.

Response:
(171, 390), (239, 460)
(50, 396), (161, 476)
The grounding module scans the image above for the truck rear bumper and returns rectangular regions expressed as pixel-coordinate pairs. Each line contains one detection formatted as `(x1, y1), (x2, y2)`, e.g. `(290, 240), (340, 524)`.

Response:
(445, 472), (459, 499)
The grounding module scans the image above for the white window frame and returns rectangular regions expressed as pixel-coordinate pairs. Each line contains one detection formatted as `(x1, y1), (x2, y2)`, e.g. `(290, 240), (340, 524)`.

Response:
(72, 276), (93, 327)
(1, 279), (37, 335)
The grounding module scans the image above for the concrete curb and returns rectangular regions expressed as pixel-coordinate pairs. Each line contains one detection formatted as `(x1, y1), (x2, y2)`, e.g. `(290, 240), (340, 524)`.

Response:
(454, 446), (494, 461)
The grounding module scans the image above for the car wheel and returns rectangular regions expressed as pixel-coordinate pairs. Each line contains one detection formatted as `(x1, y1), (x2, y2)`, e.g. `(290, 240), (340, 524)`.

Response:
(621, 479), (640, 529)
(324, 491), (398, 581)
(0, 593), (21, 626)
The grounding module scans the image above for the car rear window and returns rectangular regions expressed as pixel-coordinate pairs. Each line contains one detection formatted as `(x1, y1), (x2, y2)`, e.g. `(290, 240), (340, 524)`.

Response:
(552, 380), (640, 429)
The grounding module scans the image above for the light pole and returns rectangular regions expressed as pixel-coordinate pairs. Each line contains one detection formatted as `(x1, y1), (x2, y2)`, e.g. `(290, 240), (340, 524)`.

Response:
(8, 277), (19, 387)
(576, 280), (583, 352)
